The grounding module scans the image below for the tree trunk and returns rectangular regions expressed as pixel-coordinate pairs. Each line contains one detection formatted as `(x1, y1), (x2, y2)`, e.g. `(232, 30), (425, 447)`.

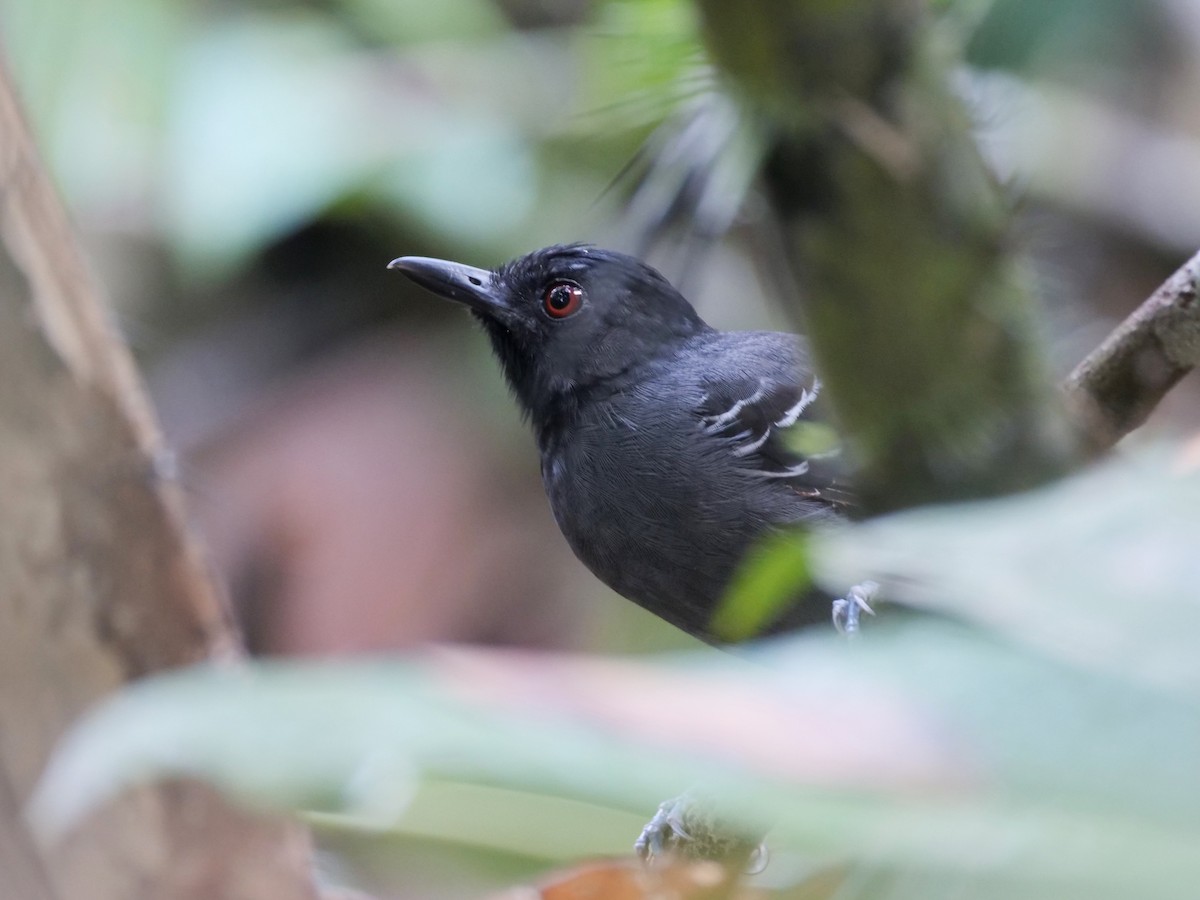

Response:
(0, 54), (318, 900)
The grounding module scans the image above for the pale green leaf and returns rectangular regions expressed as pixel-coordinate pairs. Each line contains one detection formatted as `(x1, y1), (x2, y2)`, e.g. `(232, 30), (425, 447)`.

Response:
(811, 450), (1200, 695)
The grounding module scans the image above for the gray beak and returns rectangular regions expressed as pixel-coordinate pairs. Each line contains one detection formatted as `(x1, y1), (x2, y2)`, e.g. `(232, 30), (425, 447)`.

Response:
(388, 256), (506, 316)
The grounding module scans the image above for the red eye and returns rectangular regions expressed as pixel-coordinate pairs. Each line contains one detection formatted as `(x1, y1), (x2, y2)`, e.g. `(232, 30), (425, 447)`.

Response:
(543, 281), (583, 318)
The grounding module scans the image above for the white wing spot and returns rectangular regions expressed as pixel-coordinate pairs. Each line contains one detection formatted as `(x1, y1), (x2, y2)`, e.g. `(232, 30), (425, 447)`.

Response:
(774, 378), (821, 428)
(757, 461), (811, 478)
(703, 381), (766, 433)
(732, 429), (770, 457)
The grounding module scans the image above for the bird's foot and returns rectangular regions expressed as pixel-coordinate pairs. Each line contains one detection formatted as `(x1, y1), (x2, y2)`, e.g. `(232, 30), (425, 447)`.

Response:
(635, 791), (768, 873)
(832, 580), (878, 637)
(634, 795), (692, 862)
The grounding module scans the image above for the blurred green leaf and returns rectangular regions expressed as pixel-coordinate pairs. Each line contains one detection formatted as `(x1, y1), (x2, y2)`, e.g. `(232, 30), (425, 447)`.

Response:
(309, 780), (645, 860)
(378, 118), (536, 245)
(812, 449), (1200, 696)
(782, 421), (841, 459)
(711, 529), (813, 642)
(966, 0), (1163, 76)
(579, 0), (707, 132)
(30, 600), (1200, 898)
(165, 16), (379, 277)
(338, 0), (506, 46)
(1, 0), (186, 217)
(164, 15), (548, 277)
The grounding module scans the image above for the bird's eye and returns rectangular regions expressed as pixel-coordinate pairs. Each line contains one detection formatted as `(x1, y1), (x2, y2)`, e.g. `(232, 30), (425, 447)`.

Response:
(543, 281), (583, 319)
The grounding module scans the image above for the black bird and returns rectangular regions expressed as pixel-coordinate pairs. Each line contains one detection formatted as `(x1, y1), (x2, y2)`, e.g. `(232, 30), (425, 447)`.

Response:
(390, 244), (863, 643)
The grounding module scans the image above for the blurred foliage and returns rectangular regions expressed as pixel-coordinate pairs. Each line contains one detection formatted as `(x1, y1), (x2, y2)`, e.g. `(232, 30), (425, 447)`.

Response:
(1, 0), (705, 284)
(711, 530), (814, 642)
(814, 450), (1200, 693)
(579, 0), (704, 132)
(5, 0), (1196, 295)
(966, 0), (1169, 81)
(5, 0), (1196, 263)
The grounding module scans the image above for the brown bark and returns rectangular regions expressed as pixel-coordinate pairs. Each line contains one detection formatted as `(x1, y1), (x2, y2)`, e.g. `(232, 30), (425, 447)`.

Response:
(1064, 249), (1200, 453)
(0, 54), (318, 900)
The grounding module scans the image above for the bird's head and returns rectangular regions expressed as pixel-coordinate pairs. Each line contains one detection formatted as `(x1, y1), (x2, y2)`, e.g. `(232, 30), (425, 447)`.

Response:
(390, 244), (707, 424)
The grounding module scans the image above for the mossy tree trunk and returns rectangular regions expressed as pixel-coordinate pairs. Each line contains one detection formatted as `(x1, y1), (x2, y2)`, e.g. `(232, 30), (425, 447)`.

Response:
(695, 0), (1077, 511)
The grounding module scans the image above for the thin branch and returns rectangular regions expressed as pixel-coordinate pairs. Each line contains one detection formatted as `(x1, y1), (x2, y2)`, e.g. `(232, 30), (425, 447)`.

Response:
(1064, 250), (1200, 454)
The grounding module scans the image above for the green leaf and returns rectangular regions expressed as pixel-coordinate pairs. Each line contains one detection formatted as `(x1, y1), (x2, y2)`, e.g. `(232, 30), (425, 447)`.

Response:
(165, 16), (379, 277)
(337, 0), (505, 46)
(781, 420), (842, 459)
(710, 529), (813, 642)
(377, 118), (536, 245)
(966, 0), (1155, 75)
(164, 15), (542, 278)
(579, 0), (707, 132)
(811, 448), (1200, 696)
(30, 613), (1200, 899)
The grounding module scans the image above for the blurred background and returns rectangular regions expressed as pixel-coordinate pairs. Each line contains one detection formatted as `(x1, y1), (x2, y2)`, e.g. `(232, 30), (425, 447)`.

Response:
(2, 0), (1199, 662)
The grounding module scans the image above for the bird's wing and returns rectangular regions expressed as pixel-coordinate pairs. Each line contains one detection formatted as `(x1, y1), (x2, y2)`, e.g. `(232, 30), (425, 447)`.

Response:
(696, 362), (853, 511)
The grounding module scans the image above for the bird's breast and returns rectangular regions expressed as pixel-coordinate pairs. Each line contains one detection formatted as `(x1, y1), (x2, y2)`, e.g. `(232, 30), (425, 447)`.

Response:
(537, 398), (772, 637)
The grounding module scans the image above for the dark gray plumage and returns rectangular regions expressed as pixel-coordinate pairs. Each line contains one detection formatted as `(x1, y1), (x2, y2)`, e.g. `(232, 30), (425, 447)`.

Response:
(390, 244), (852, 643)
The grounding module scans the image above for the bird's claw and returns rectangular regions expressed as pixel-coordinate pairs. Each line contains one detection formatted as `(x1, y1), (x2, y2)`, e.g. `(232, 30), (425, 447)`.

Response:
(746, 842), (770, 875)
(634, 796), (693, 862)
(635, 792), (768, 875)
(832, 580), (878, 637)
